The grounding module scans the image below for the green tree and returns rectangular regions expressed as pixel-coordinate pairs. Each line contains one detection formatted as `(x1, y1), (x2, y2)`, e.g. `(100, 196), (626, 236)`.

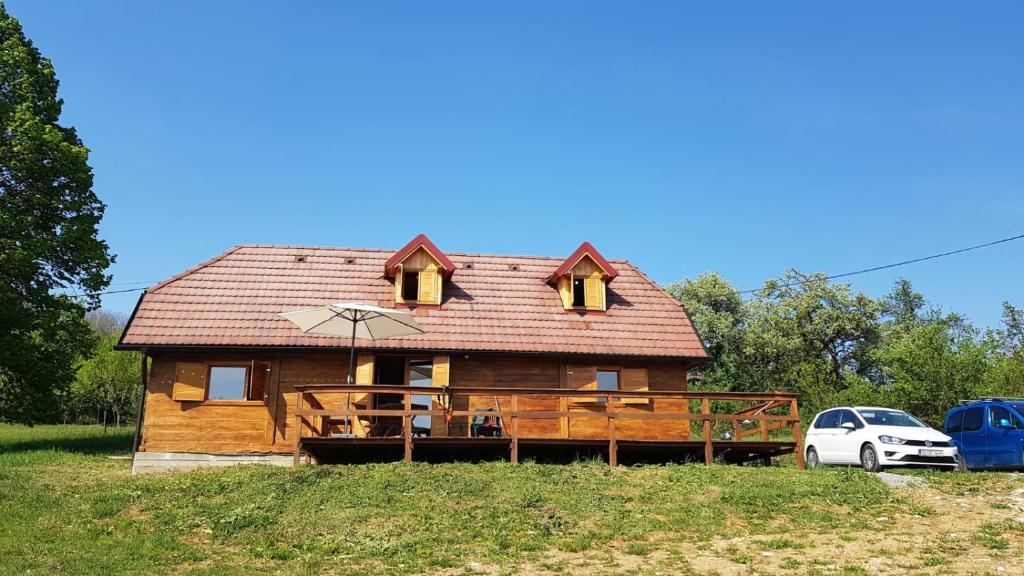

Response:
(0, 2), (113, 423)
(875, 320), (992, 427)
(72, 334), (140, 427)
(666, 273), (747, 390)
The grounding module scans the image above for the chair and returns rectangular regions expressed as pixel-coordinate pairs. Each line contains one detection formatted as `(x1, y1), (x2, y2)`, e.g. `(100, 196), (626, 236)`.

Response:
(470, 408), (503, 437)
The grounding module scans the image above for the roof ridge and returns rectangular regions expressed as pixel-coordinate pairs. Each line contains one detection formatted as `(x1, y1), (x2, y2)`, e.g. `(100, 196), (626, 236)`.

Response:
(149, 245), (247, 293)
(233, 243), (629, 262)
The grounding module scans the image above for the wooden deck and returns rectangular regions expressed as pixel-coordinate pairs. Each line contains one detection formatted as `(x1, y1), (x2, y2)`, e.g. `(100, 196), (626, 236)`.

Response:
(292, 385), (804, 468)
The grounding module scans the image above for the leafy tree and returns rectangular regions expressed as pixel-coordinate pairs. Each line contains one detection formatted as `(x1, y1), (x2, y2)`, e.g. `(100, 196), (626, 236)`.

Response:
(874, 319), (991, 426)
(72, 334), (140, 427)
(761, 270), (881, 388)
(0, 2), (113, 423)
(666, 273), (747, 390)
(999, 301), (1024, 354)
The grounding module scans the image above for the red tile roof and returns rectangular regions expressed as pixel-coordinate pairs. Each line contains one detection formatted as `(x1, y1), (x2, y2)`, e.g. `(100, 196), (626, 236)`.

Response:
(119, 244), (708, 359)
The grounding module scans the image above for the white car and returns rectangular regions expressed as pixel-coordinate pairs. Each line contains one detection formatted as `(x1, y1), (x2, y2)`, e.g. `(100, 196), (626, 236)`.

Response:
(805, 407), (959, 471)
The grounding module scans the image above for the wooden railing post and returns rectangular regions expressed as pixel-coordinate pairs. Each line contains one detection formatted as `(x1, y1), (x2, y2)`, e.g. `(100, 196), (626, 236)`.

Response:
(403, 390), (413, 463)
(790, 398), (805, 470)
(607, 394), (617, 467)
(293, 391), (304, 466)
(702, 398), (713, 465)
(760, 417), (769, 441)
(510, 394), (519, 464)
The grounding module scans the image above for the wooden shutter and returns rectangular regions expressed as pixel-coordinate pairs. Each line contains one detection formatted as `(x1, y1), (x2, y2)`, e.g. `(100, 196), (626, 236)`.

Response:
(350, 354), (376, 437)
(249, 361), (270, 402)
(171, 362), (207, 402)
(620, 368), (650, 405)
(418, 268), (439, 304)
(433, 355), (450, 387)
(584, 277), (604, 311)
(557, 276), (573, 309)
(570, 366), (598, 404)
(394, 264), (404, 303)
(355, 354), (374, 384)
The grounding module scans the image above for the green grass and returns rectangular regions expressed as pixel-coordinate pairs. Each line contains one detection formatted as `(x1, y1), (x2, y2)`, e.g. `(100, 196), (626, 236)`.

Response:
(0, 424), (979, 575)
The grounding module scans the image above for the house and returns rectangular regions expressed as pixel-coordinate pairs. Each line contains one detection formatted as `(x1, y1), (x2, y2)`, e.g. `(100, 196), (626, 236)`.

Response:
(118, 234), (803, 473)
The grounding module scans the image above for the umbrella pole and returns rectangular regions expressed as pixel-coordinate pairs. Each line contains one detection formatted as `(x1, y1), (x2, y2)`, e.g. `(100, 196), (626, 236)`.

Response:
(345, 313), (358, 435)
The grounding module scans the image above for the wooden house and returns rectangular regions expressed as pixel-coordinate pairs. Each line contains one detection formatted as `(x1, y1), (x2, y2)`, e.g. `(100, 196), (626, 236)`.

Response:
(118, 235), (803, 473)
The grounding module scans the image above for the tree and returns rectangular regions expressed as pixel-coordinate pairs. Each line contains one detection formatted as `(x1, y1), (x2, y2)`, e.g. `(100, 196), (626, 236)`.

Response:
(666, 273), (747, 390)
(86, 309), (128, 340)
(72, 334), (140, 427)
(0, 2), (113, 423)
(999, 301), (1024, 355)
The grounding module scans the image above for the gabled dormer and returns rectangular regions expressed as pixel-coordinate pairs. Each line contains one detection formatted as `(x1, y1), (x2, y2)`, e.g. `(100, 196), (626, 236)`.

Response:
(547, 242), (619, 312)
(384, 234), (456, 306)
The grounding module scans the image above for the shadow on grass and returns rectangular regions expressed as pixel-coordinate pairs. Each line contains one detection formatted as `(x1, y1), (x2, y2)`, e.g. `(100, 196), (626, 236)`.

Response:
(0, 429), (134, 456)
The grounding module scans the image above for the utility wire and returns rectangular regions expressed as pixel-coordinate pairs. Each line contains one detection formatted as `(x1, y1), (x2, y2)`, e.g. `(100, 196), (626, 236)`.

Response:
(72, 231), (1024, 299)
(734, 232), (1024, 295)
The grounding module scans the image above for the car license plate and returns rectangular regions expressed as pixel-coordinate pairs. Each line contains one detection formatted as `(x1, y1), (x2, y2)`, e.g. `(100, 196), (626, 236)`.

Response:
(919, 449), (943, 457)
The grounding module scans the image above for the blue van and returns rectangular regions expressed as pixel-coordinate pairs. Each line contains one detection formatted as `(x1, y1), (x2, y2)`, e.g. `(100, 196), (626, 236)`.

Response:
(944, 399), (1024, 470)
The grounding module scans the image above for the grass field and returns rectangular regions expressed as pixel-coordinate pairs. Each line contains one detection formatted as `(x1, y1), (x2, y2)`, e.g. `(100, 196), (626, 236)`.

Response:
(1, 425), (1022, 575)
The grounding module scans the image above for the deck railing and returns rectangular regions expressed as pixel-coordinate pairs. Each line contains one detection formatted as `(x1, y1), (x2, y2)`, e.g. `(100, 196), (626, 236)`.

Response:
(292, 384), (804, 468)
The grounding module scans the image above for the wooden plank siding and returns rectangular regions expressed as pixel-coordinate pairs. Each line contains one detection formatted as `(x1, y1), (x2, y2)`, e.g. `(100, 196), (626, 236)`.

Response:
(140, 350), (691, 454)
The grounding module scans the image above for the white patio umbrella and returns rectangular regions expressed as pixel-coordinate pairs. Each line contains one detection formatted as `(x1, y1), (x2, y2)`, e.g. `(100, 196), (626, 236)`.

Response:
(279, 302), (425, 434)
(279, 302), (425, 382)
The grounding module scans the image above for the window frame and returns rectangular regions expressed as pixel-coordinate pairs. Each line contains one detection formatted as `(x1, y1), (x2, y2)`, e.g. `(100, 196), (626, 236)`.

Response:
(961, 407), (984, 432)
(595, 368), (620, 403)
(945, 410), (964, 433)
(837, 409), (864, 429)
(989, 405), (1022, 429)
(402, 270), (421, 302)
(204, 363), (263, 404)
(813, 410), (840, 429)
(571, 276), (586, 308)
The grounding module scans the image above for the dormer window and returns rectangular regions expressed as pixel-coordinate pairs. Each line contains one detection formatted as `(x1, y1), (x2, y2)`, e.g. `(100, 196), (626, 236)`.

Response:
(548, 242), (619, 312)
(384, 234), (456, 306)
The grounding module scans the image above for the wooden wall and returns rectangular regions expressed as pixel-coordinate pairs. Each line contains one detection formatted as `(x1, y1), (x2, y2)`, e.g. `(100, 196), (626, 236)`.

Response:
(141, 349), (691, 454)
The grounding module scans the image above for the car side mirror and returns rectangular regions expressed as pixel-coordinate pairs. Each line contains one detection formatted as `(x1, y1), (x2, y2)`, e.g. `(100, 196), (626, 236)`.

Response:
(840, 422), (856, 431)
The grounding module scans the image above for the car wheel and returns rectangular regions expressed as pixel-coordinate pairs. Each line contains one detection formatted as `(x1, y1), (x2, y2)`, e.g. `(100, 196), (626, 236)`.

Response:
(806, 447), (820, 468)
(860, 444), (882, 473)
(955, 454), (968, 473)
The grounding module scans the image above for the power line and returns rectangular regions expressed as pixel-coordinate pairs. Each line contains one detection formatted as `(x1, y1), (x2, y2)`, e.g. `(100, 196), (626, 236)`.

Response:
(735, 231), (1024, 295)
(108, 280), (158, 286)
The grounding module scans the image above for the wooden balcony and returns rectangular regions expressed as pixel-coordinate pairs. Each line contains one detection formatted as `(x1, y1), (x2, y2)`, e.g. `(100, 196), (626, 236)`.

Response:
(292, 385), (805, 468)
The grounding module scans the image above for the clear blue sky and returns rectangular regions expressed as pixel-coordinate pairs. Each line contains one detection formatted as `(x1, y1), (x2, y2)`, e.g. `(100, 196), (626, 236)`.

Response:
(9, 1), (1023, 328)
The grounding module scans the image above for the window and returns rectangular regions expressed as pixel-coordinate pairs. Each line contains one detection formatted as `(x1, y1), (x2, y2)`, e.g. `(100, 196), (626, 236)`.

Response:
(962, 407), (983, 432)
(572, 278), (586, 307)
(945, 410), (964, 433)
(208, 366), (248, 400)
(989, 406), (1021, 429)
(838, 410), (863, 429)
(596, 371), (619, 391)
(814, 410), (839, 429)
(596, 370), (619, 403)
(172, 362), (269, 402)
(402, 271), (420, 301)
(856, 409), (925, 427)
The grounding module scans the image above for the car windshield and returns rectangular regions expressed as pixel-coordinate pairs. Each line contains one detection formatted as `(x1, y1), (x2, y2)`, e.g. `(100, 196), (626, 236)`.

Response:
(856, 409), (925, 427)
(1010, 403), (1024, 418)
